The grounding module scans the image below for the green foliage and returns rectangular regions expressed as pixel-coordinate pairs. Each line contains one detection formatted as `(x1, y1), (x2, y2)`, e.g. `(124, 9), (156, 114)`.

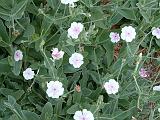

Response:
(40, 102), (53, 120)
(0, 0), (160, 120)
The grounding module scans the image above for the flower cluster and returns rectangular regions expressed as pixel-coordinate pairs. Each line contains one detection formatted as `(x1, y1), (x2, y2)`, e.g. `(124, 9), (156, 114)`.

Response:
(51, 47), (84, 68)
(20, 46), (84, 99)
(13, 0), (160, 113)
(110, 26), (136, 43)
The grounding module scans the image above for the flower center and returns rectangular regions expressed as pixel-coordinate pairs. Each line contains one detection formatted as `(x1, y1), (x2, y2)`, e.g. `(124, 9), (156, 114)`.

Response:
(53, 53), (60, 57)
(76, 59), (79, 61)
(53, 88), (56, 91)
(127, 32), (130, 36)
(73, 27), (80, 33)
(27, 72), (31, 76)
(114, 35), (118, 40)
(81, 117), (86, 120)
(110, 85), (114, 89)
(16, 53), (20, 57)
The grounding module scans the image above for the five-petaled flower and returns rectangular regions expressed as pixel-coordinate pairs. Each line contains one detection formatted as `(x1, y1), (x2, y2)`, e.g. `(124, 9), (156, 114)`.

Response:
(104, 79), (119, 94)
(46, 81), (64, 98)
(68, 22), (84, 39)
(152, 27), (160, 39)
(73, 109), (94, 120)
(109, 32), (120, 43)
(23, 68), (35, 80)
(139, 68), (149, 78)
(51, 48), (64, 60)
(69, 53), (84, 68)
(153, 85), (160, 92)
(121, 26), (136, 42)
(14, 50), (23, 62)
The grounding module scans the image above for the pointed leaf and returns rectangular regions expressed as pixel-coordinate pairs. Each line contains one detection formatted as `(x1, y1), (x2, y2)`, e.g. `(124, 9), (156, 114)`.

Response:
(11, 0), (28, 19)
(0, 19), (10, 44)
(40, 102), (53, 120)
(23, 110), (40, 120)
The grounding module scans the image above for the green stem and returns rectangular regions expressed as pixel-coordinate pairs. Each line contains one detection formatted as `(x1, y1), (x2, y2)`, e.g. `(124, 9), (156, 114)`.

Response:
(126, 42), (133, 56)
(53, 3), (61, 18)
(12, 109), (25, 120)
(11, 17), (15, 32)
(27, 69), (39, 91)
(133, 75), (142, 110)
(117, 59), (125, 82)
(149, 109), (155, 120)
(133, 31), (152, 56)
(112, 97), (118, 114)
(94, 48), (102, 86)
(41, 48), (56, 79)
(62, 89), (75, 97)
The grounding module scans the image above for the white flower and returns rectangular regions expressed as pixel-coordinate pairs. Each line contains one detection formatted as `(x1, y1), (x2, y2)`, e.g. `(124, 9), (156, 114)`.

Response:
(14, 50), (23, 61)
(23, 68), (35, 80)
(61, 0), (78, 6)
(153, 85), (160, 91)
(109, 32), (120, 43)
(61, 0), (70, 4)
(121, 26), (136, 42)
(104, 79), (119, 94)
(46, 81), (64, 98)
(69, 53), (84, 68)
(158, 108), (160, 112)
(68, 22), (84, 39)
(152, 27), (160, 39)
(51, 48), (64, 60)
(73, 109), (94, 120)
